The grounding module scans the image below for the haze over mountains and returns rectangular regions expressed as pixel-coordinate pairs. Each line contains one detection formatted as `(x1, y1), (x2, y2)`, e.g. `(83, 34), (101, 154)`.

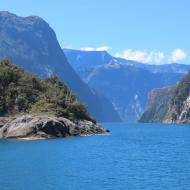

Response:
(65, 49), (190, 122)
(0, 11), (120, 122)
(0, 11), (190, 123)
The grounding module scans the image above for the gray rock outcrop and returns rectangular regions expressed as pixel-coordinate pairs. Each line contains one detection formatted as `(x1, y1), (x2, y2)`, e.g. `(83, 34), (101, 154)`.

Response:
(139, 86), (175, 123)
(0, 115), (108, 140)
(139, 71), (190, 124)
(0, 117), (10, 128)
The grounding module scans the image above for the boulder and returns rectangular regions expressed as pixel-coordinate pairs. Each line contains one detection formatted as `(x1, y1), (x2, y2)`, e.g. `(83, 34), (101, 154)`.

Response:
(0, 117), (10, 128)
(0, 115), (108, 140)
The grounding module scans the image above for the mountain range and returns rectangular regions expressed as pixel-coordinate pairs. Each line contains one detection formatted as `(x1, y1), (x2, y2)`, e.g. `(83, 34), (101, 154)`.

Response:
(1, 11), (190, 123)
(64, 49), (190, 122)
(0, 11), (121, 122)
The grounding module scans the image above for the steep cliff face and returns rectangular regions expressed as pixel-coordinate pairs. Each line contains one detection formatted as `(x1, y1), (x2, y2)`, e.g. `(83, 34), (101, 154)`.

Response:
(81, 64), (182, 122)
(139, 87), (175, 123)
(164, 71), (190, 123)
(65, 49), (187, 122)
(139, 71), (190, 124)
(0, 11), (121, 122)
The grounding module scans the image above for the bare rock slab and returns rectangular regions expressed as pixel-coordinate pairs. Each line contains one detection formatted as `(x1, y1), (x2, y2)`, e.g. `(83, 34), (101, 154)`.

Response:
(0, 115), (108, 140)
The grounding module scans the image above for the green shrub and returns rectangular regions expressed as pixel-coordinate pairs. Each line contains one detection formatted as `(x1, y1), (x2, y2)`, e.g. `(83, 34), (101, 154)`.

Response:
(0, 60), (95, 122)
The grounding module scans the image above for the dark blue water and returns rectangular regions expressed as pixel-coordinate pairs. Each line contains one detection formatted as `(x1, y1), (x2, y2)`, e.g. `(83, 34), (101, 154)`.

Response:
(0, 123), (190, 190)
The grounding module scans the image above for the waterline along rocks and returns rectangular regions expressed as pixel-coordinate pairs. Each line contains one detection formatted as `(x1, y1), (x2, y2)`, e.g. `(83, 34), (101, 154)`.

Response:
(0, 115), (108, 140)
(0, 60), (108, 139)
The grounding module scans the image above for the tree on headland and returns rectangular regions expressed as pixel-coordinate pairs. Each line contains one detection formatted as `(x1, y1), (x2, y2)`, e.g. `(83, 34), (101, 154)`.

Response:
(0, 60), (95, 123)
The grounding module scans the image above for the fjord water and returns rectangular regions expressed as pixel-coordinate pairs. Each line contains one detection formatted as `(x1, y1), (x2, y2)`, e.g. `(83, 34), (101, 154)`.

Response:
(0, 123), (190, 190)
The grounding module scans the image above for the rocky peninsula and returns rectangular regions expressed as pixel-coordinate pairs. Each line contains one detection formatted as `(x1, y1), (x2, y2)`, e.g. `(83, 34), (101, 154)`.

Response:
(0, 60), (108, 140)
(0, 115), (108, 140)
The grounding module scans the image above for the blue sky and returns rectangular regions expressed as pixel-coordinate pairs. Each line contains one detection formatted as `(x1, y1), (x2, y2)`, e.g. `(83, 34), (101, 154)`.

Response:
(0, 0), (189, 64)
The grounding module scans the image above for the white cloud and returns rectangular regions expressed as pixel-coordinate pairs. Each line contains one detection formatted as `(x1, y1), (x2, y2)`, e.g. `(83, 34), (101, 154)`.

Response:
(63, 44), (73, 49)
(169, 49), (187, 63)
(80, 46), (111, 51)
(115, 49), (165, 64)
(80, 47), (95, 51)
(73, 46), (187, 64)
(96, 46), (111, 51)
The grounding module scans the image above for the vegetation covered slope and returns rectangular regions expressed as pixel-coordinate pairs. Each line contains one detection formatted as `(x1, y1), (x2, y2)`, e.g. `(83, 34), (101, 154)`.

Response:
(139, 87), (175, 123)
(164, 71), (190, 123)
(0, 60), (94, 122)
(0, 11), (120, 122)
(139, 71), (190, 124)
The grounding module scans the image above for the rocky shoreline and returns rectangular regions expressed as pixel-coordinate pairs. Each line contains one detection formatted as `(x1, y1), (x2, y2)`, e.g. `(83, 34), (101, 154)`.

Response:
(0, 115), (109, 140)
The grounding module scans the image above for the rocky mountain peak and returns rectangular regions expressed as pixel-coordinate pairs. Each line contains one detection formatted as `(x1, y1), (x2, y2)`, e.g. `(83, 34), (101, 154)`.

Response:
(0, 11), (121, 122)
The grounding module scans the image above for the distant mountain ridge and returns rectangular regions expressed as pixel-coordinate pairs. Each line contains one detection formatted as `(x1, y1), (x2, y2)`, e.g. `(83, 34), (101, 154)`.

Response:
(64, 49), (189, 122)
(0, 11), (121, 122)
(85, 65), (183, 121)
(64, 49), (190, 74)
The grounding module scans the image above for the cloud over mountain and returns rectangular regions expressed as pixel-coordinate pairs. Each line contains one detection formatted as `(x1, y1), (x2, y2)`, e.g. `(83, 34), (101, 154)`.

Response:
(115, 48), (187, 64)
(115, 49), (165, 64)
(169, 49), (187, 63)
(80, 46), (111, 51)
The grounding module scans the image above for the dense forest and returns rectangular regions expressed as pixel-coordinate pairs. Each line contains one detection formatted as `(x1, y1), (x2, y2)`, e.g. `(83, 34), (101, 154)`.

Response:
(0, 60), (95, 122)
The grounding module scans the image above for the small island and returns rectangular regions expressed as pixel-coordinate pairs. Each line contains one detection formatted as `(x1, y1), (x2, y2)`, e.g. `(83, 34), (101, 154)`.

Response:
(0, 60), (108, 140)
